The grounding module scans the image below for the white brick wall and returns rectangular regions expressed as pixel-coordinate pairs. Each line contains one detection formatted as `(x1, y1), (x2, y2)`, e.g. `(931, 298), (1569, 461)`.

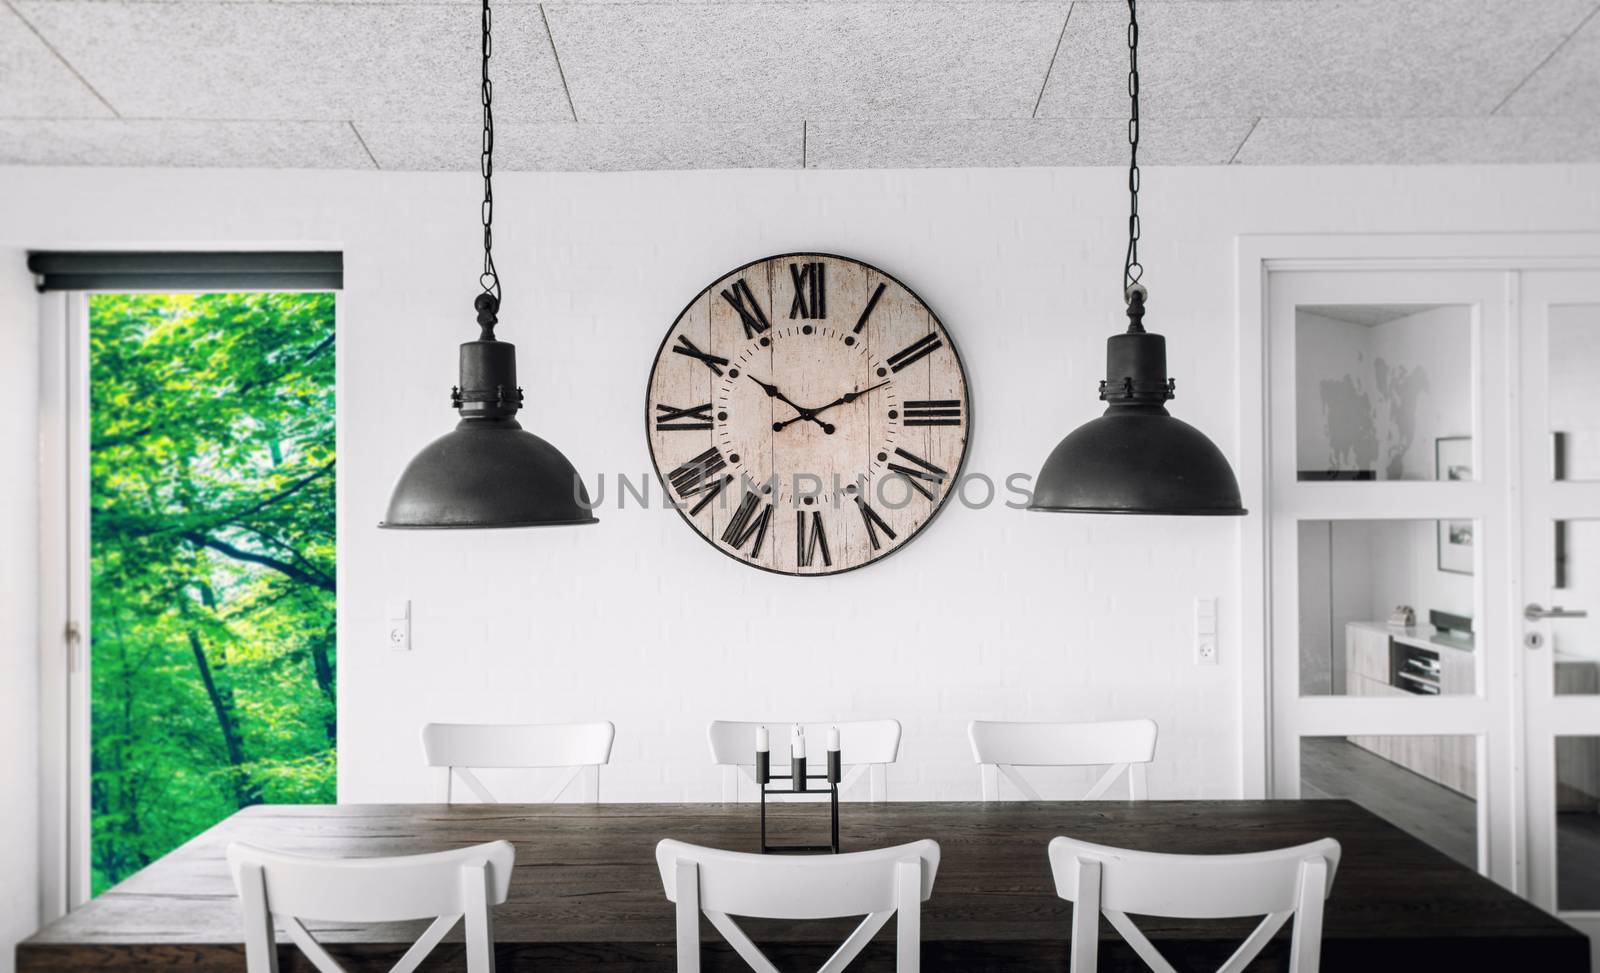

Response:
(4, 164), (1599, 827)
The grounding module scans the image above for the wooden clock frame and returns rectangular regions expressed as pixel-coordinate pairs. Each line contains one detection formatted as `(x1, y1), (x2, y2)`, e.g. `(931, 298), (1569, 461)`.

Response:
(644, 252), (972, 577)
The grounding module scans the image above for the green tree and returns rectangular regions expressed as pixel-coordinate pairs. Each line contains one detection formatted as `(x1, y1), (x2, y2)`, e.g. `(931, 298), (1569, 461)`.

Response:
(89, 292), (336, 894)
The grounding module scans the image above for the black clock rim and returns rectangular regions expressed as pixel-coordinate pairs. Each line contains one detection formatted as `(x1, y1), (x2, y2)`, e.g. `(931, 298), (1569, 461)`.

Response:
(643, 251), (973, 579)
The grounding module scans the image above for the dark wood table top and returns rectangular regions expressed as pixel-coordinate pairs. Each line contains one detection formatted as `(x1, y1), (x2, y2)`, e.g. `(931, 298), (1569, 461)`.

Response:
(17, 800), (1589, 972)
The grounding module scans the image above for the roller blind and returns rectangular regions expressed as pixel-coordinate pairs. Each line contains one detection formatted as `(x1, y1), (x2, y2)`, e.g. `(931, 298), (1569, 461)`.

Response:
(27, 251), (342, 292)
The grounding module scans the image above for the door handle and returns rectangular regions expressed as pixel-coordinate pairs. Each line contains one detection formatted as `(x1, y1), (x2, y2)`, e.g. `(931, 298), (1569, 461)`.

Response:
(1525, 603), (1589, 622)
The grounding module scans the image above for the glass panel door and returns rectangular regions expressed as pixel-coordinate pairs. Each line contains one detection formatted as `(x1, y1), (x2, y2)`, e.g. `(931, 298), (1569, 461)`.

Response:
(1520, 272), (1600, 950)
(1268, 268), (1514, 883)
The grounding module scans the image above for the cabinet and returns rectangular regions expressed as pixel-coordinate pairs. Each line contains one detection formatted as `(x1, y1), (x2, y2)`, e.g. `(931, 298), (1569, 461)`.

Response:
(1344, 622), (1477, 797)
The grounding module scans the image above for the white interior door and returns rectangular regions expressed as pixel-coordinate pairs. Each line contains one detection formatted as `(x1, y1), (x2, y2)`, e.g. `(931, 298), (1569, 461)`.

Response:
(1266, 267), (1519, 886)
(1519, 270), (1600, 950)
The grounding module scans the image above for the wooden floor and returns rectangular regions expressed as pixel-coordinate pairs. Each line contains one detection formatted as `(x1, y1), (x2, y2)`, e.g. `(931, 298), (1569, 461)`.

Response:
(1300, 737), (1478, 868)
(17, 800), (1590, 972)
(1302, 737), (1600, 909)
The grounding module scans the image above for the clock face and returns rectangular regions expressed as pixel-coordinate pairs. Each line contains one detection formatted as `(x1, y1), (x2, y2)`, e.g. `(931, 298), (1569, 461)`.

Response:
(646, 253), (970, 576)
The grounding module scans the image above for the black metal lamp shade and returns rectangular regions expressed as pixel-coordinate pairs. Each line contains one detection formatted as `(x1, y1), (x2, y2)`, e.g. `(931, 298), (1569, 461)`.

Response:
(1029, 305), (1246, 516)
(1030, 409), (1247, 515)
(380, 335), (598, 529)
(381, 420), (598, 528)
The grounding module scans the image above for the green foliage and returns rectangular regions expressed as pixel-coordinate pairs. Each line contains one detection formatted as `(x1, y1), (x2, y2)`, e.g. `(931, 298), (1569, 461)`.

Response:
(89, 292), (336, 895)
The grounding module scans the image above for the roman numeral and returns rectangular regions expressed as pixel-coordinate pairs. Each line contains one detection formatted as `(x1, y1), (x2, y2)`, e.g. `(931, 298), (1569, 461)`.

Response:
(655, 402), (714, 431)
(853, 282), (886, 334)
(886, 332), (943, 373)
(887, 447), (949, 502)
(721, 490), (773, 557)
(788, 261), (826, 320)
(796, 510), (832, 568)
(668, 447), (733, 515)
(904, 399), (963, 427)
(672, 335), (730, 375)
(855, 497), (897, 551)
(721, 278), (771, 339)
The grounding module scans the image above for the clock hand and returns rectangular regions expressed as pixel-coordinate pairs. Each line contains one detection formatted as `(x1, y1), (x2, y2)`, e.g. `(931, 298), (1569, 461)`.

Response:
(837, 380), (892, 406)
(781, 380), (894, 425)
(747, 374), (832, 432)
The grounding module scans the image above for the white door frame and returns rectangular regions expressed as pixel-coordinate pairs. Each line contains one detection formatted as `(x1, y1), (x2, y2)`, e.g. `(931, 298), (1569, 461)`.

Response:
(1236, 233), (1600, 899)
(37, 290), (91, 918)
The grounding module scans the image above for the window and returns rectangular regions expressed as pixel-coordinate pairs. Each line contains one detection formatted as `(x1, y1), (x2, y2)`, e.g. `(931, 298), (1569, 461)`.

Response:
(86, 292), (336, 893)
(33, 251), (342, 904)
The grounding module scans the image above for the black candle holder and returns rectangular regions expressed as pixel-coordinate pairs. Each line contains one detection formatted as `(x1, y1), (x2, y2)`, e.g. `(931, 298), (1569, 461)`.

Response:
(755, 747), (842, 854)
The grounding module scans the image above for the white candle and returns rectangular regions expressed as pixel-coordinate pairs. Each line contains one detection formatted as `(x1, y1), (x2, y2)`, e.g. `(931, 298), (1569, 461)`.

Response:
(791, 724), (807, 760)
(756, 725), (769, 753)
(827, 726), (841, 752)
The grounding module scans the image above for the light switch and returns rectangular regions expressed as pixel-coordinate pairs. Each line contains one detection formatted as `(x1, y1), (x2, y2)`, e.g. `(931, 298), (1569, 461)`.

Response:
(386, 600), (410, 651)
(1195, 597), (1218, 665)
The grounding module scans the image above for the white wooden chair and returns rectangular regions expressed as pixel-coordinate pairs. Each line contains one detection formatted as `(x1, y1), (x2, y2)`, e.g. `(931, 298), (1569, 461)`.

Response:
(421, 721), (615, 803)
(1048, 835), (1341, 973)
(228, 840), (515, 973)
(707, 720), (901, 802)
(656, 838), (940, 973)
(968, 719), (1158, 801)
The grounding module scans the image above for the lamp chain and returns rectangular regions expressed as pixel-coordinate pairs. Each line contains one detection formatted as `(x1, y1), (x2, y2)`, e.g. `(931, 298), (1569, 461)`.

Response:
(1123, 0), (1143, 306)
(475, 0), (500, 335)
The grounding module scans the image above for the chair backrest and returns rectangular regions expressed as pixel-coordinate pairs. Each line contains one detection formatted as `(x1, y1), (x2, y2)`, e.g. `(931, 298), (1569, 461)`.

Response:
(968, 719), (1158, 801)
(707, 720), (901, 802)
(228, 840), (515, 973)
(656, 838), (940, 973)
(1047, 835), (1341, 973)
(421, 721), (615, 803)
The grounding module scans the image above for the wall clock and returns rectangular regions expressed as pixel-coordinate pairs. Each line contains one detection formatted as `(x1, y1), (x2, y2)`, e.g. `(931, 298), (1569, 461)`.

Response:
(646, 253), (970, 576)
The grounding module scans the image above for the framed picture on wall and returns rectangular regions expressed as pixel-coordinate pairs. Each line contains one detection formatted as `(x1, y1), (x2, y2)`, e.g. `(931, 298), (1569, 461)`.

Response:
(1436, 436), (1473, 575)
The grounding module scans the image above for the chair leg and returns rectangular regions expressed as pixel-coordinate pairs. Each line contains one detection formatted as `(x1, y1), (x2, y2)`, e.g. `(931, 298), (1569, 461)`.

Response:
(462, 862), (495, 973)
(1289, 858), (1328, 973)
(896, 859), (920, 972)
(1129, 763), (1148, 801)
(1070, 858), (1101, 973)
(979, 764), (1000, 802)
(677, 860), (702, 973)
(238, 863), (280, 973)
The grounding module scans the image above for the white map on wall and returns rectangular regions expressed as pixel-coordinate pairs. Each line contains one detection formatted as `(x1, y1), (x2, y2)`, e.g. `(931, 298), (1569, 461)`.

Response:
(1295, 306), (1470, 481)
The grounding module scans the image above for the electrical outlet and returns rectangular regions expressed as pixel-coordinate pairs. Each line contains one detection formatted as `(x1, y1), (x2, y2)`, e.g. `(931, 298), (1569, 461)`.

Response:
(387, 599), (410, 651)
(1195, 596), (1218, 665)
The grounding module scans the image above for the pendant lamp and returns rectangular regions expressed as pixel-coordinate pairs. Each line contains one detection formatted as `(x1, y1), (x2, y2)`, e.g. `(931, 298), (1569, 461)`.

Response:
(1029, 0), (1245, 516)
(380, 0), (598, 529)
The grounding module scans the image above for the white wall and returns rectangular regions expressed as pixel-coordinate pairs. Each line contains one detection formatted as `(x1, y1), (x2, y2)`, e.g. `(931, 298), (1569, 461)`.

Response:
(1297, 520), (1334, 693)
(2, 163), (1599, 957)
(0, 249), (41, 973)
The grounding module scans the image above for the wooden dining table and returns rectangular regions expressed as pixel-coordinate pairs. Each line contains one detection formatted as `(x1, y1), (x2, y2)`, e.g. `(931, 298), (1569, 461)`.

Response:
(16, 800), (1590, 971)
